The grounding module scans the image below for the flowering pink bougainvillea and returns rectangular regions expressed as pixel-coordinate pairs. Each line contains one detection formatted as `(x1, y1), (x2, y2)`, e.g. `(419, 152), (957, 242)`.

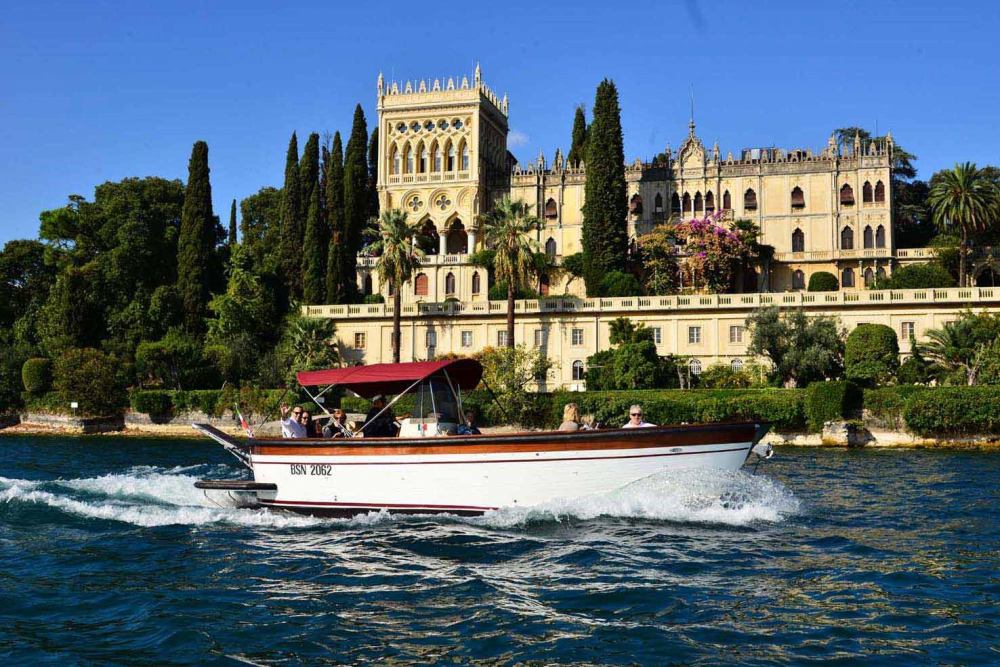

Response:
(675, 212), (754, 293)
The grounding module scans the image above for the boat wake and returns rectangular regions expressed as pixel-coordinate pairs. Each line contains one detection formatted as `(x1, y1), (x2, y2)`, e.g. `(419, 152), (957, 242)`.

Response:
(0, 466), (798, 530)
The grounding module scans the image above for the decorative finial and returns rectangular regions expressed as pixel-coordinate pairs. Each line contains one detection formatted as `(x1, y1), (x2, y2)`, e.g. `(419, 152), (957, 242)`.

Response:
(377, 72), (384, 95)
(474, 61), (481, 84)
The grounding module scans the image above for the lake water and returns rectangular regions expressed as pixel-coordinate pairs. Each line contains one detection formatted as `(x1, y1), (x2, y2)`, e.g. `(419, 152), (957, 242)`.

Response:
(0, 436), (997, 665)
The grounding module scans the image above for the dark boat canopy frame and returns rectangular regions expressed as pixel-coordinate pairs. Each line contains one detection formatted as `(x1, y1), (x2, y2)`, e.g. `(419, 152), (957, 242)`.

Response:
(296, 359), (484, 399)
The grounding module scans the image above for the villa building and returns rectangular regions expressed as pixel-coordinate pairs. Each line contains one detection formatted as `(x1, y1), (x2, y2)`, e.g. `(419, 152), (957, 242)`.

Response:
(308, 67), (1000, 384)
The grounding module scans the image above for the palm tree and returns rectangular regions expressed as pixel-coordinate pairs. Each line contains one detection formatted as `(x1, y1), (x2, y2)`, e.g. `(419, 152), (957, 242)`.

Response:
(481, 196), (541, 349)
(281, 315), (339, 387)
(369, 208), (424, 363)
(927, 162), (999, 286)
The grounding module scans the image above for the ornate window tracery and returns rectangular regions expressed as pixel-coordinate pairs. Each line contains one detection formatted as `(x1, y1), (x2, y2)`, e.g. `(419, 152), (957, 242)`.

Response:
(744, 188), (757, 210)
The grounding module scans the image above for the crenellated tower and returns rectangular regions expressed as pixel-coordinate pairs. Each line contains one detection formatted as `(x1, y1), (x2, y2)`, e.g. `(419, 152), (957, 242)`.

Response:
(376, 64), (509, 256)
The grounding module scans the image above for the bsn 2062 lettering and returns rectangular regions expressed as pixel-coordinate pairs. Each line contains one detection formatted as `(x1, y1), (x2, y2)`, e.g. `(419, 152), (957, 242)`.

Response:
(289, 464), (332, 476)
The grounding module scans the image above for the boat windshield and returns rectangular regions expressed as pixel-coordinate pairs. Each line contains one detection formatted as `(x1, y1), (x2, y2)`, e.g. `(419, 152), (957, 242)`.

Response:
(413, 379), (460, 423)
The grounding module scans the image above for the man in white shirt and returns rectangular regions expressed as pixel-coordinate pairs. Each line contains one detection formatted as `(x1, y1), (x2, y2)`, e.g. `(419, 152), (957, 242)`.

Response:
(279, 404), (307, 438)
(622, 404), (656, 429)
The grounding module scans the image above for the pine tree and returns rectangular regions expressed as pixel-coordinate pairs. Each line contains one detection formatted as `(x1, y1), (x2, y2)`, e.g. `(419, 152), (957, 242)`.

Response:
(228, 199), (237, 246)
(368, 127), (380, 219)
(342, 105), (369, 302)
(568, 106), (588, 167)
(325, 133), (347, 302)
(301, 187), (326, 303)
(278, 132), (302, 299)
(176, 140), (216, 333)
(581, 80), (627, 296)
(299, 132), (320, 225)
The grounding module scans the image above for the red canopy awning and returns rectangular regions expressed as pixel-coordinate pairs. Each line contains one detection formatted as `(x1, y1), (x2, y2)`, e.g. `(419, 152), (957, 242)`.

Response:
(296, 358), (483, 398)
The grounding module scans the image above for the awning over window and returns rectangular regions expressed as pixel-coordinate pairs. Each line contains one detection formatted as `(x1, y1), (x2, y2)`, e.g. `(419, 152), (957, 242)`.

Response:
(296, 358), (483, 398)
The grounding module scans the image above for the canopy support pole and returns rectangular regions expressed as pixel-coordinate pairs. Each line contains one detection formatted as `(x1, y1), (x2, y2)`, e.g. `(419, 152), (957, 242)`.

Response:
(442, 370), (464, 419)
(301, 384), (354, 438)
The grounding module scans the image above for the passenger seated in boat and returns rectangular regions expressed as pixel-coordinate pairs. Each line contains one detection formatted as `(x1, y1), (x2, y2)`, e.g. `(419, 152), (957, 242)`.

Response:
(322, 409), (350, 438)
(558, 403), (582, 431)
(363, 394), (399, 437)
(623, 404), (657, 429)
(300, 410), (322, 438)
(279, 404), (307, 438)
(456, 408), (481, 435)
(581, 414), (599, 430)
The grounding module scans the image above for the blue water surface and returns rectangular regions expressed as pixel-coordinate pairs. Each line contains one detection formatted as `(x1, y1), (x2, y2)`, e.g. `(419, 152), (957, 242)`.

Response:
(0, 436), (997, 665)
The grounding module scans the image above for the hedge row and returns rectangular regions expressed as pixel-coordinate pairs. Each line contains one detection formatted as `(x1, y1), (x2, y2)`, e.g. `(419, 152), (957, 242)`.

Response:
(805, 381), (862, 432)
(547, 389), (807, 431)
(129, 388), (290, 419)
(902, 387), (1000, 436)
(862, 385), (930, 429)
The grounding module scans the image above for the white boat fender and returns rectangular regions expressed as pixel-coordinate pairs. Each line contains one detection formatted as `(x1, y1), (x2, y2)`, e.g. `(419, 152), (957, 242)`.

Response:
(751, 442), (774, 460)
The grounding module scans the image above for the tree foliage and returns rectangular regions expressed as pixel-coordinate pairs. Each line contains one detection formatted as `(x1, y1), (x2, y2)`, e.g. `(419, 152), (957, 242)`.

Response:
(325, 132), (349, 303)
(917, 311), (1000, 385)
(176, 141), (220, 334)
(927, 162), (1000, 286)
(845, 323), (899, 387)
(567, 105), (587, 167)
(807, 271), (839, 292)
(474, 345), (552, 426)
(581, 80), (627, 295)
(370, 209), (424, 363)
(343, 105), (370, 302)
(481, 196), (540, 347)
(872, 262), (956, 290)
(278, 132), (303, 298)
(52, 347), (127, 416)
(586, 318), (675, 390)
(746, 307), (845, 387)
(301, 187), (326, 303)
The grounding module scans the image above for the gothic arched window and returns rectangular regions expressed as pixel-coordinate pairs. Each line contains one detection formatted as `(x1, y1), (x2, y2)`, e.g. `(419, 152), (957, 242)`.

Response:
(792, 228), (805, 252)
(460, 140), (470, 171)
(863, 225), (874, 249)
(682, 192), (692, 214)
(544, 198), (558, 219)
(731, 358), (743, 372)
(670, 193), (680, 214)
(431, 141), (441, 172)
(791, 186), (805, 209)
(876, 266), (887, 283)
(390, 144), (400, 175)
(417, 142), (427, 173)
(414, 272), (428, 296)
(445, 272), (456, 295)
(744, 188), (757, 211)
(689, 359), (703, 375)
(875, 225), (886, 248)
(445, 140), (455, 171)
(629, 194), (643, 216)
(864, 267), (874, 287)
(723, 190), (731, 210)
(841, 267), (855, 288)
(792, 269), (805, 290)
(694, 191), (703, 213)
(654, 193), (664, 213)
(863, 181), (873, 203)
(545, 237), (557, 258)
(840, 183), (855, 206)
(471, 272), (481, 294)
(363, 274), (373, 295)
(874, 180), (886, 203)
(841, 226), (854, 250)
(539, 273), (550, 296)
(572, 360), (584, 381)
(705, 191), (715, 213)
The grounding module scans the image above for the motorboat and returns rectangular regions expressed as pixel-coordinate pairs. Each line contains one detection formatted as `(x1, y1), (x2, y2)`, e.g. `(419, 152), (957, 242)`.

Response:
(193, 359), (772, 516)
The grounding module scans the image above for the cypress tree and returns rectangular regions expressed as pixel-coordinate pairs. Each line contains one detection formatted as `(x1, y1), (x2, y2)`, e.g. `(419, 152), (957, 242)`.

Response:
(581, 80), (627, 296)
(368, 127), (380, 219)
(342, 105), (369, 302)
(301, 187), (325, 303)
(176, 140), (216, 333)
(567, 106), (588, 167)
(278, 132), (302, 299)
(228, 198), (237, 246)
(325, 132), (347, 303)
(299, 132), (320, 225)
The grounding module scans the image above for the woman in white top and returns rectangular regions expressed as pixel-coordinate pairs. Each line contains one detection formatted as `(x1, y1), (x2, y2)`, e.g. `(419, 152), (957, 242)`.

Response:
(622, 404), (656, 429)
(558, 403), (582, 431)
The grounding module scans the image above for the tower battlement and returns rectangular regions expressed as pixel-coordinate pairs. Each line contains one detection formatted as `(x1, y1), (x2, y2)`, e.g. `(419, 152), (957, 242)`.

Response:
(377, 64), (508, 117)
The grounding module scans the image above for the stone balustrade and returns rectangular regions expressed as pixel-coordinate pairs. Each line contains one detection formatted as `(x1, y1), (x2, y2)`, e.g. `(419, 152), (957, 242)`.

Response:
(303, 286), (1000, 320)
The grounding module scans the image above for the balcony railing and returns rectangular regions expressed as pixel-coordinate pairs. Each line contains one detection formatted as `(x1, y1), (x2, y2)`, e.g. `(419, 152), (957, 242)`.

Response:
(302, 286), (1000, 319)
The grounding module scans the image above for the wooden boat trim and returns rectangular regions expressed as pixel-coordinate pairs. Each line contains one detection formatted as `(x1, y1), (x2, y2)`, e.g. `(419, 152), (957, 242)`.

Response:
(248, 422), (760, 457)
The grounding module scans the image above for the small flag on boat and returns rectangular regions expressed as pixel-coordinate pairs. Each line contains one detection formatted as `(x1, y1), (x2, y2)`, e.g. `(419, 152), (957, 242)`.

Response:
(235, 405), (254, 438)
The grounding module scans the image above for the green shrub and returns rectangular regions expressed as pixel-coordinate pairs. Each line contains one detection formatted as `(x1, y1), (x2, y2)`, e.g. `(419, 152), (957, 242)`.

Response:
(171, 389), (222, 416)
(130, 390), (174, 416)
(897, 355), (931, 385)
(902, 387), (1000, 436)
(362, 294), (385, 304)
(863, 385), (928, 429)
(873, 262), (956, 290)
(600, 271), (643, 297)
(807, 271), (839, 292)
(845, 324), (899, 387)
(805, 380), (861, 432)
(698, 363), (753, 389)
(21, 358), (52, 395)
(23, 390), (74, 415)
(52, 348), (127, 416)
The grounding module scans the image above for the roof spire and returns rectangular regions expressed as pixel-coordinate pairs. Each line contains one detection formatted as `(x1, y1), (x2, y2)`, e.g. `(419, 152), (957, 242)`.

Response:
(688, 85), (696, 135)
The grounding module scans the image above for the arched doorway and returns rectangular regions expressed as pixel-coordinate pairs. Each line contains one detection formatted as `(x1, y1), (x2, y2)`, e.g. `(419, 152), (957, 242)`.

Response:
(417, 218), (439, 255)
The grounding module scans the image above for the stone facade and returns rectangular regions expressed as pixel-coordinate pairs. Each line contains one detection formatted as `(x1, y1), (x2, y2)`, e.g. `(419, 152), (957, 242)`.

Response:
(361, 66), (897, 302)
(306, 287), (1000, 389)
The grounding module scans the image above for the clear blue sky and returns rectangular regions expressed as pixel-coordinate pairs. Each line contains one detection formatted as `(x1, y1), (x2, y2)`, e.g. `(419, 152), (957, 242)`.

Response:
(2, 0), (998, 245)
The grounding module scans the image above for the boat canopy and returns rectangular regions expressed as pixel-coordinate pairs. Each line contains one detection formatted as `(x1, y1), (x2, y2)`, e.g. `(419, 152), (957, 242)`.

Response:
(296, 359), (483, 398)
